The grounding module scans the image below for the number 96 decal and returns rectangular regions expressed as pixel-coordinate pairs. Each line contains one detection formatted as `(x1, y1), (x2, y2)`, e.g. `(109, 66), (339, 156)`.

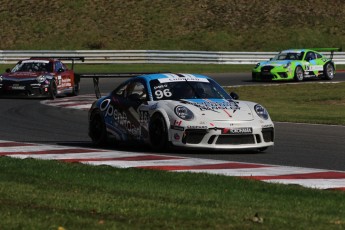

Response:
(155, 89), (172, 99)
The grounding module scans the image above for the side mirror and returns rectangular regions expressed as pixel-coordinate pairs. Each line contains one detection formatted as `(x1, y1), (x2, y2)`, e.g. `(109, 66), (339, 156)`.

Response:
(230, 92), (239, 100)
(5, 68), (11, 73)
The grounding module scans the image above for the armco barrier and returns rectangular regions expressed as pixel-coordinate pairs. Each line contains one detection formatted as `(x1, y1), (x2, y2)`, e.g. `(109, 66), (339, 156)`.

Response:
(1, 50), (345, 65)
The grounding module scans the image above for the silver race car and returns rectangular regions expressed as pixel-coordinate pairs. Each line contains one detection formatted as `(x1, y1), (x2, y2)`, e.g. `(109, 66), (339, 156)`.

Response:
(88, 73), (274, 151)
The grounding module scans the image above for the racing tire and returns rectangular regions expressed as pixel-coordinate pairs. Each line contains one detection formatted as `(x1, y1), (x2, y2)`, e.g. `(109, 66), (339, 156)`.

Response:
(294, 66), (304, 81)
(149, 113), (169, 152)
(71, 82), (80, 96)
(89, 111), (108, 146)
(323, 62), (335, 80)
(49, 81), (57, 100)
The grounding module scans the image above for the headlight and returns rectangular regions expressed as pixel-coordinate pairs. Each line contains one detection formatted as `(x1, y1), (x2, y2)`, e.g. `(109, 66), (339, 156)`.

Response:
(36, 75), (47, 83)
(283, 62), (291, 68)
(0, 75), (3, 82)
(254, 104), (269, 120)
(174, 105), (194, 120)
(254, 63), (260, 68)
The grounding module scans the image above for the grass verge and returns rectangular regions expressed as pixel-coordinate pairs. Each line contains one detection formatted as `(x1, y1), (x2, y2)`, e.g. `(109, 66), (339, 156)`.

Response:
(1, 157), (345, 229)
(225, 82), (345, 125)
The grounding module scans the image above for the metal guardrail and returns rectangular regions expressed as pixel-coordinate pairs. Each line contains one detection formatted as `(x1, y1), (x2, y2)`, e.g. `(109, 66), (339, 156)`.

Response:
(1, 50), (345, 65)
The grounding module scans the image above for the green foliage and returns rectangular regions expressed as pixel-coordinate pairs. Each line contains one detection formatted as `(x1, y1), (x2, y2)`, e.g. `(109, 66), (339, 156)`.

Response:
(1, 0), (345, 51)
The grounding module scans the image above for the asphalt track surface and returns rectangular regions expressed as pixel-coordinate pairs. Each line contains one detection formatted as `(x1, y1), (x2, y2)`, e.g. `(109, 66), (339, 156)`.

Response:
(1, 72), (345, 172)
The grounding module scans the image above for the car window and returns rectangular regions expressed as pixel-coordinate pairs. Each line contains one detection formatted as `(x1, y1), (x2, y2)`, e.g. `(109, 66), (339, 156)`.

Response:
(274, 52), (303, 61)
(126, 81), (147, 102)
(113, 81), (147, 102)
(11, 60), (52, 72)
(149, 79), (230, 101)
(54, 61), (64, 72)
(305, 52), (316, 60)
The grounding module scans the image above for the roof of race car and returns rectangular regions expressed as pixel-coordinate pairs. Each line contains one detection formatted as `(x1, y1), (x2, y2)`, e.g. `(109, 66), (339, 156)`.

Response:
(280, 49), (311, 53)
(136, 73), (211, 82)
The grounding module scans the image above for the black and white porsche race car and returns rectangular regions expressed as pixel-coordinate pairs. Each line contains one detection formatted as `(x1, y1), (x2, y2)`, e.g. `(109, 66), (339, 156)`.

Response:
(88, 73), (274, 151)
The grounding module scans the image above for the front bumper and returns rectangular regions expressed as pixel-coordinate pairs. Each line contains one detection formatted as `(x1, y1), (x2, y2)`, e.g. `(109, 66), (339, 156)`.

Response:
(170, 124), (274, 150)
(0, 81), (50, 98)
(252, 66), (292, 81)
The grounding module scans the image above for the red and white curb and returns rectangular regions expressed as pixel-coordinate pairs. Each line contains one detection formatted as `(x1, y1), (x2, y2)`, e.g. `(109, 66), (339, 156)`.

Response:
(40, 94), (96, 111)
(1, 140), (345, 191)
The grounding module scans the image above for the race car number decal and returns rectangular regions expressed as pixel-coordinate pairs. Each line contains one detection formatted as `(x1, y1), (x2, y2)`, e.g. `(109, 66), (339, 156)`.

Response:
(155, 89), (172, 99)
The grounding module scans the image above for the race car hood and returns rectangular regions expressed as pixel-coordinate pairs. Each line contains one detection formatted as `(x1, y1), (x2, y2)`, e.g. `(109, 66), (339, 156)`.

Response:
(179, 99), (254, 121)
(1, 71), (47, 80)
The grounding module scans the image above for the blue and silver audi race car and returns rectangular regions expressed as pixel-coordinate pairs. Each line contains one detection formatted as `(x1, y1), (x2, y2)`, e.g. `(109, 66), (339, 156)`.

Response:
(88, 73), (274, 152)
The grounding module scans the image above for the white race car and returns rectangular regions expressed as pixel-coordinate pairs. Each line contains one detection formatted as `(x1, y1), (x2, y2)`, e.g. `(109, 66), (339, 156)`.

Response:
(88, 73), (274, 151)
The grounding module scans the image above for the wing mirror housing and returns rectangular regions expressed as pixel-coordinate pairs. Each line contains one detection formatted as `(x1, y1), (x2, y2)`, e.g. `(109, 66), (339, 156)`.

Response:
(230, 92), (239, 100)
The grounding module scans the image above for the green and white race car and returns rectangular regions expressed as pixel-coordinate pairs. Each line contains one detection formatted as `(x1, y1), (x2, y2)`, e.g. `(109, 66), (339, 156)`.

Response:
(252, 48), (341, 81)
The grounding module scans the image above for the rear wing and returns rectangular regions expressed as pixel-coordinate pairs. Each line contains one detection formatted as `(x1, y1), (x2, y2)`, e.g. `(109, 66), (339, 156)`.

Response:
(78, 72), (156, 99)
(310, 48), (342, 60)
(30, 56), (85, 70)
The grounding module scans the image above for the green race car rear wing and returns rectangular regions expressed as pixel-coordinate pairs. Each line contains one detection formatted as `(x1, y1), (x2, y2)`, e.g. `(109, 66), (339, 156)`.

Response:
(310, 48), (342, 60)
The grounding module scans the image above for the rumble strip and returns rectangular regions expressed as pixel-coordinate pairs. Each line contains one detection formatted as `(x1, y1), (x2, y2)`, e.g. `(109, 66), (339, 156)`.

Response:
(1, 140), (345, 191)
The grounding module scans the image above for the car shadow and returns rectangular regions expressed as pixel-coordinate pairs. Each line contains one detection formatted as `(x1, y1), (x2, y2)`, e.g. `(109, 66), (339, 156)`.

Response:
(55, 141), (266, 155)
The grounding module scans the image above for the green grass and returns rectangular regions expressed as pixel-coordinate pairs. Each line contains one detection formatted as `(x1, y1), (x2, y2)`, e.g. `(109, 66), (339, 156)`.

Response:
(1, 0), (345, 51)
(225, 82), (345, 125)
(1, 157), (345, 229)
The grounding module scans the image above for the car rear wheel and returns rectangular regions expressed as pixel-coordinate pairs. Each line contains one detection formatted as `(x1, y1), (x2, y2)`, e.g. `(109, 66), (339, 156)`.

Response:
(49, 81), (57, 100)
(323, 62), (335, 80)
(294, 66), (304, 81)
(149, 113), (169, 152)
(89, 111), (108, 146)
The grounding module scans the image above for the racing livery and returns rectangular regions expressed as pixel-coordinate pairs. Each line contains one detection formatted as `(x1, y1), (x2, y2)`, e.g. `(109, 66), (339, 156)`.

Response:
(0, 57), (83, 99)
(252, 48), (341, 81)
(88, 73), (274, 151)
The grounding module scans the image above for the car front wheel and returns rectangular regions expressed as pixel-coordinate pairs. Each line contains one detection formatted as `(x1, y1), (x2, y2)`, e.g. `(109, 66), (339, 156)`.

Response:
(149, 113), (169, 152)
(294, 66), (304, 81)
(49, 81), (57, 100)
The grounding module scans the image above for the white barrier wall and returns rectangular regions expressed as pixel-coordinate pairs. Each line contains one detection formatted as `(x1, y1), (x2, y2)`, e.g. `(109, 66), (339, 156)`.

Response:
(1, 50), (345, 65)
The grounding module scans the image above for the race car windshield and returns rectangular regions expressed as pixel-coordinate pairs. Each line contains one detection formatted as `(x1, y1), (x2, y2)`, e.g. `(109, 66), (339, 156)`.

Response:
(273, 52), (303, 61)
(11, 61), (53, 72)
(149, 79), (231, 101)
